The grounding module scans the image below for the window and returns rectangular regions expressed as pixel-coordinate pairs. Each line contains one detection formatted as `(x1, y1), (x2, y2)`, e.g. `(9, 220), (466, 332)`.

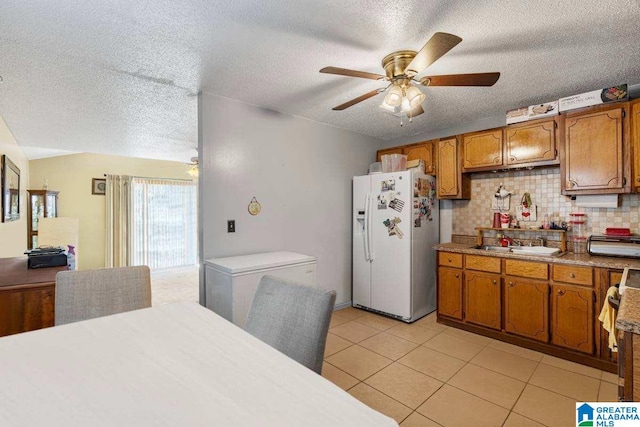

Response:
(131, 177), (197, 269)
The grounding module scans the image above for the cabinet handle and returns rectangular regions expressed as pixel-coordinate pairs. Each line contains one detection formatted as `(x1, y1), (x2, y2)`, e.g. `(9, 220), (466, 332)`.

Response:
(509, 281), (515, 287)
(510, 156), (515, 161)
(558, 290), (566, 296)
(448, 258), (452, 263)
(492, 280), (497, 285)
(569, 179), (578, 188)
(570, 273), (575, 278)
(455, 274), (459, 278)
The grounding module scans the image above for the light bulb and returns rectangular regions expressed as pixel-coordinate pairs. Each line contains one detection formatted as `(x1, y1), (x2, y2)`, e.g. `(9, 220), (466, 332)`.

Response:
(384, 85), (402, 106)
(401, 96), (410, 112)
(406, 85), (426, 108)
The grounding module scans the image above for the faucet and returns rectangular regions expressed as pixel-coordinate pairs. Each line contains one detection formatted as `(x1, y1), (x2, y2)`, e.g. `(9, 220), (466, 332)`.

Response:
(511, 239), (523, 246)
(529, 237), (546, 247)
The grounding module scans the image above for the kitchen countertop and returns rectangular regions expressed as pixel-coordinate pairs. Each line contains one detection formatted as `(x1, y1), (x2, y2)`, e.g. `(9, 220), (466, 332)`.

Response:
(434, 242), (640, 269)
(617, 288), (640, 333)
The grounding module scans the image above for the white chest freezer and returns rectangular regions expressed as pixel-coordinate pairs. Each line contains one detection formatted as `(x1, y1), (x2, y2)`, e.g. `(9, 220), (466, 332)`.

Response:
(204, 251), (317, 326)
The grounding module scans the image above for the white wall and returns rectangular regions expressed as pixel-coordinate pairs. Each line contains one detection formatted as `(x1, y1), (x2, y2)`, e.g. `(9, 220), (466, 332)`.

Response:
(199, 93), (384, 304)
(0, 116), (29, 258)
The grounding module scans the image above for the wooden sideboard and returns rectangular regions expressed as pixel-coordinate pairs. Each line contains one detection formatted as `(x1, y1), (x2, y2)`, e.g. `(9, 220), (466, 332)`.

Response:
(0, 257), (66, 337)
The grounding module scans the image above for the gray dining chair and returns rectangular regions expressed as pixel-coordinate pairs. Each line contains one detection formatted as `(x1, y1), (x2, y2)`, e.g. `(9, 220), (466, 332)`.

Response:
(244, 275), (337, 374)
(55, 266), (152, 326)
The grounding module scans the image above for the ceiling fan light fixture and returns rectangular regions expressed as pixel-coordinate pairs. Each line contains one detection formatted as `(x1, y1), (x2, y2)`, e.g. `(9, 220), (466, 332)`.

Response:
(384, 85), (403, 106)
(406, 85), (426, 108)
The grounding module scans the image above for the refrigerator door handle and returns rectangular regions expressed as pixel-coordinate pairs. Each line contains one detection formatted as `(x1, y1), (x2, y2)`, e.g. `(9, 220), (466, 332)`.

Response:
(367, 192), (375, 261)
(363, 193), (371, 261)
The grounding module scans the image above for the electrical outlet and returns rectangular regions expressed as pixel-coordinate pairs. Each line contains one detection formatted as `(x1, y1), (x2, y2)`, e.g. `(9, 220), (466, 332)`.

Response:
(227, 220), (235, 233)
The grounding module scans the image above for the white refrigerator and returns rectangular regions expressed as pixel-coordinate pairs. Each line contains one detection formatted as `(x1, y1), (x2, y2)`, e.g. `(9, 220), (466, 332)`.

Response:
(352, 169), (439, 323)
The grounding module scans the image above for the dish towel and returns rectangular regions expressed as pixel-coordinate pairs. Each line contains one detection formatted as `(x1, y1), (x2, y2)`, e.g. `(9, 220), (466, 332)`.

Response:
(598, 286), (619, 352)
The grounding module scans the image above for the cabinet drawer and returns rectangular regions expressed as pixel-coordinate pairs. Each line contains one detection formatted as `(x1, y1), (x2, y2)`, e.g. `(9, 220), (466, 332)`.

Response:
(505, 260), (548, 280)
(465, 255), (501, 273)
(439, 252), (463, 268)
(553, 264), (593, 286)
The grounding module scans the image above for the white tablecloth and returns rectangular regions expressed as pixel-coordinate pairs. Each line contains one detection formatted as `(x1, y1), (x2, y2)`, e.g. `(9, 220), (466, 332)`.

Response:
(0, 302), (397, 426)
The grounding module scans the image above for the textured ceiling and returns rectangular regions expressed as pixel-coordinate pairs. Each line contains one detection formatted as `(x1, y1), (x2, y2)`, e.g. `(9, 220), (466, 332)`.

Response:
(1, 1), (639, 162)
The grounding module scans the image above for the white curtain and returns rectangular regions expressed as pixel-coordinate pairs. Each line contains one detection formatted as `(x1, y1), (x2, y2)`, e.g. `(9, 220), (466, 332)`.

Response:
(130, 177), (197, 269)
(105, 175), (133, 268)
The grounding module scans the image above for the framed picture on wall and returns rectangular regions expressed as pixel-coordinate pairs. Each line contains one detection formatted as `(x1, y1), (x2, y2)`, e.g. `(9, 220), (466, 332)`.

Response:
(92, 178), (106, 195)
(1, 155), (20, 222)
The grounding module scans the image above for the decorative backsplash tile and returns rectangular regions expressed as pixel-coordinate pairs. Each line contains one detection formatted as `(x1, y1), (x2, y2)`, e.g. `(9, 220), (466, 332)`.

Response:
(451, 167), (640, 239)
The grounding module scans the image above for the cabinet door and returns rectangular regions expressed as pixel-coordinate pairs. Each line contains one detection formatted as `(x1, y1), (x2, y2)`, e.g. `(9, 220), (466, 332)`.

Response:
(462, 129), (503, 171)
(504, 278), (549, 342)
(632, 100), (640, 191)
(403, 142), (435, 175)
(0, 285), (55, 337)
(551, 284), (594, 354)
(436, 137), (470, 199)
(376, 147), (404, 162)
(505, 119), (558, 167)
(438, 267), (463, 320)
(563, 107), (626, 193)
(464, 271), (501, 330)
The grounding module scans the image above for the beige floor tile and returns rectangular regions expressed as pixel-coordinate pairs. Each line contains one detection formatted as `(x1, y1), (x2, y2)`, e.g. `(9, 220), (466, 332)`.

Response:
(355, 312), (402, 331)
(422, 332), (484, 361)
(398, 346), (465, 382)
(400, 411), (442, 426)
(324, 333), (352, 357)
(333, 306), (367, 320)
(359, 332), (419, 360)
(512, 384), (576, 427)
(540, 354), (602, 379)
(348, 383), (412, 424)
(470, 346), (539, 382)
(386, 323), (442, 344)
(443, 327), (493, 346)
(502, 412), (544, 427)
(487, 339), (545, 362)
(529, 363), (600, 401)
(413, 313), (449, 332)
(417, 384), (509, 427)
(448, 364), (526, 409)
(330, 320), (380, 343)
(598, 380), (619, 401)
(325, 345), (392, 380)
(329, 313), (350, 329)
(601, 370), (618, 384)
(321, 362), (359, 391)
(365, 363), (443, 409)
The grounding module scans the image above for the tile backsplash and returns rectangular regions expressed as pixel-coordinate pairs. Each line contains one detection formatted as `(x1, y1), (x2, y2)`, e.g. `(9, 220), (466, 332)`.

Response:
(452, 167), (640, 238)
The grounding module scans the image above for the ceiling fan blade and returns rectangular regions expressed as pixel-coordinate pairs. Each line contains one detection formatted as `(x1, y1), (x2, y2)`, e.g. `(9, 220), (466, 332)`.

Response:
(405, 32), (462, 76)
(332, 89), (382, 110)
(421, 72), (501, 87)
(320, 66), (385, 80)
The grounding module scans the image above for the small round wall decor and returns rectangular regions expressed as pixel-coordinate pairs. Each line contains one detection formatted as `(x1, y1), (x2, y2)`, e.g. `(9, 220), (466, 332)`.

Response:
(248, 197), (261, 216)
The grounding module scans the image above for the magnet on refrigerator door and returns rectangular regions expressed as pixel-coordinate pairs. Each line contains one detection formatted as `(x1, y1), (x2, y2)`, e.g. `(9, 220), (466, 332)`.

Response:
(381, 179), (395, 192)
(414, 211), (422, 228)
(389, 198), (405, 212)
(377, 194), (388, 209)
(383, 217), (403, 239)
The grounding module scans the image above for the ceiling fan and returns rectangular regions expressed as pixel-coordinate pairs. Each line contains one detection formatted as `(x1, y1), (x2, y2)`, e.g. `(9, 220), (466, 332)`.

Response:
(320, 32), (500, 121)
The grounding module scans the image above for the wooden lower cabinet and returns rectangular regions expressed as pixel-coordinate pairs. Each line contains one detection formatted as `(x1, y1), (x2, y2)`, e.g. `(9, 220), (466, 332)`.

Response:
(504, 277), (549, 342)
(551, 283), (594, 354)
(0, 285), (55, 337)
(464, 271), (501, 330)
(438, 267), (463, 320)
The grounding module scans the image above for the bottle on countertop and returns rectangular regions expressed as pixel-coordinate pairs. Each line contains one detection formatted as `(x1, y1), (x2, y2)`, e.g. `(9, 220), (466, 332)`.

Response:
(67, 245), (76, 270)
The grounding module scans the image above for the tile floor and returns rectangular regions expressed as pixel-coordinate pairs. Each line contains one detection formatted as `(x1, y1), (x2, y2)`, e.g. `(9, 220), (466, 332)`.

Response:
(322, 307), (618, 427)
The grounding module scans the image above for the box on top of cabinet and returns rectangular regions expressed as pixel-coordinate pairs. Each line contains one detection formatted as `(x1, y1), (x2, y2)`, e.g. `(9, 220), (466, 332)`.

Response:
(506, 101), (559, 124)
(559, 84), (628, 112)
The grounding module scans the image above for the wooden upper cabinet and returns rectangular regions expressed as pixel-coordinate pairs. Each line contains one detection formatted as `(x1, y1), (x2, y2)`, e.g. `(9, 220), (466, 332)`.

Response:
(562, 104), (630, 194)
(436, 137), (470, 199)
(403, 141), (435, 175)
(462, 129), (503, 171)
(376, 147), (403, 162)
(504, 118), (559, 167)
(631, 99), (640, 192)
(551, 283), (594, 354)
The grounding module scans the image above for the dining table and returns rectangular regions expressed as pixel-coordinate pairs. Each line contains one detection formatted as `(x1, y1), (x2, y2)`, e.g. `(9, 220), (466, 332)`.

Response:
(0, 301), (397, 426)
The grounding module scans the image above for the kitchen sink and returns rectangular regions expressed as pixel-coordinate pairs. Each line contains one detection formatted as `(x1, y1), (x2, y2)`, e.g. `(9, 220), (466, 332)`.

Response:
(510, 246), (561, 256)
(474, 245), (511, 252)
